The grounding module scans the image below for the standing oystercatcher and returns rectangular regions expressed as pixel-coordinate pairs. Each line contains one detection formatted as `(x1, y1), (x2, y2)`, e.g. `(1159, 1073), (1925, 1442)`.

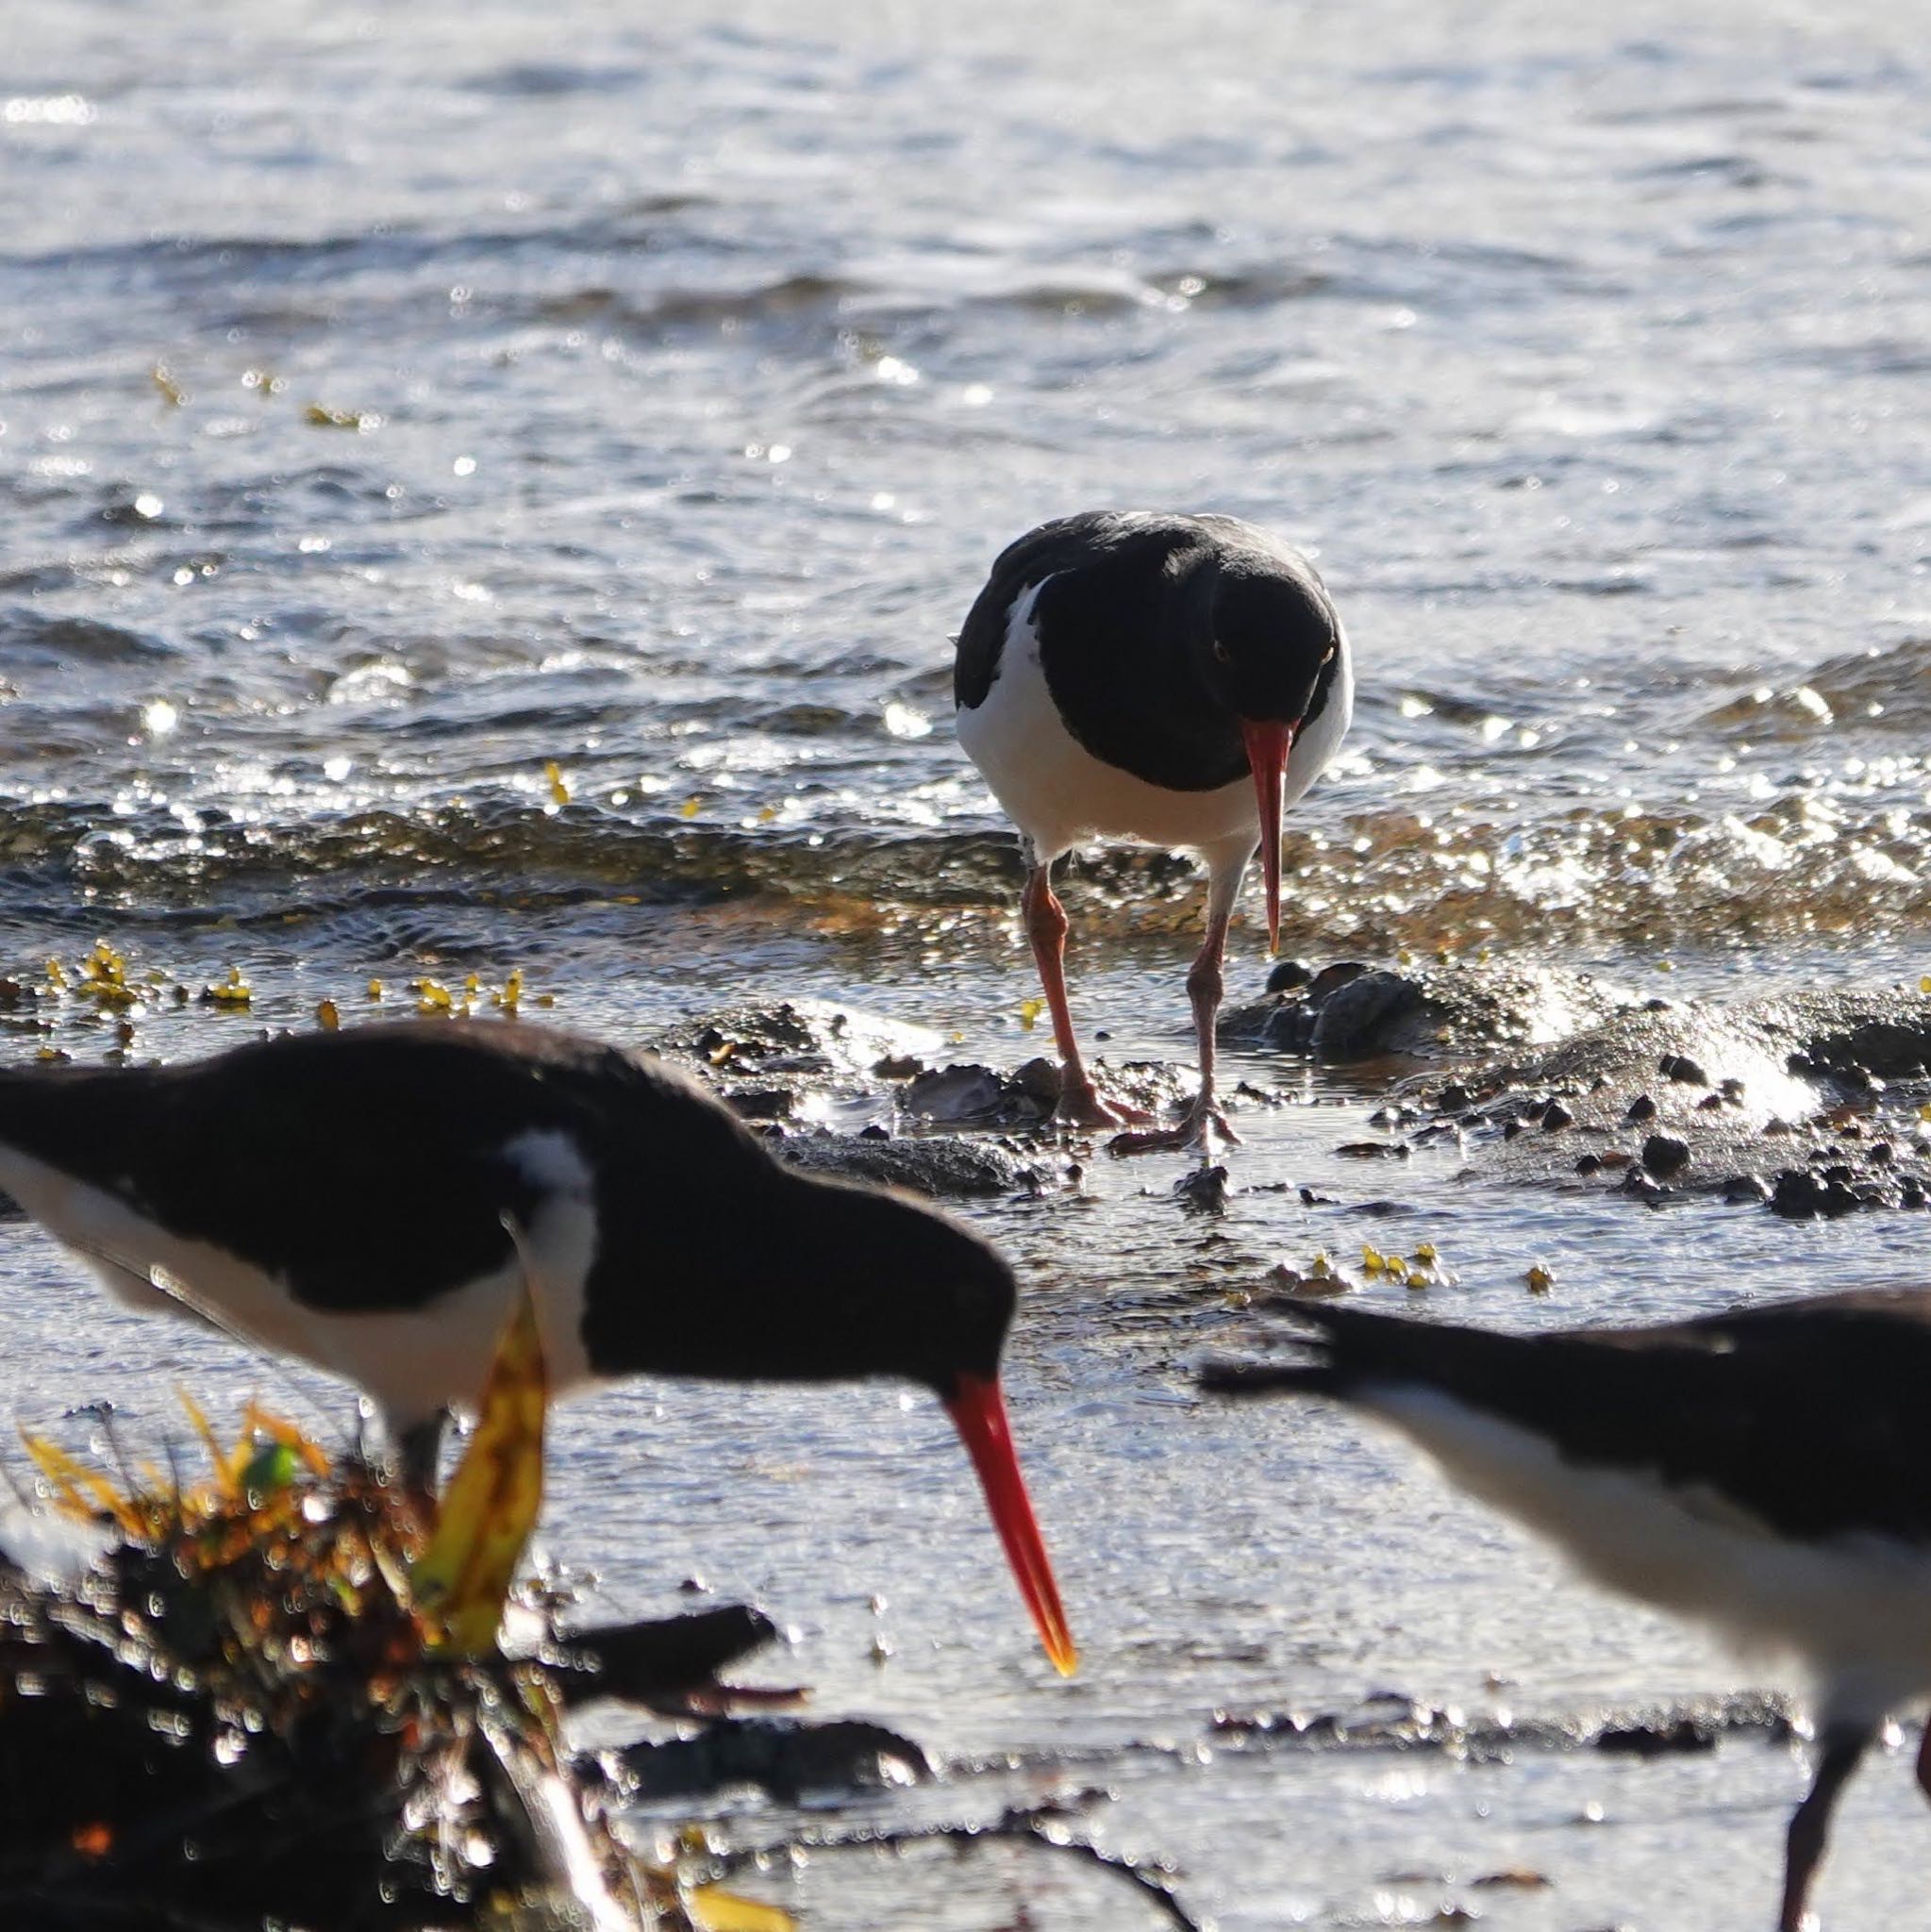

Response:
(955, 510), (1351, 1151)
(0, 1020), (1075, 1674)
(1205, 1291), (1931, 1930)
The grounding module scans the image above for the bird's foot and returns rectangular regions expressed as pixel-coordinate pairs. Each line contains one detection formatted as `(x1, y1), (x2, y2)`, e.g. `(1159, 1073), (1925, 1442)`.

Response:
(1107, 1096), (1241, 1157)
(1053, 1076), (1155, 1131)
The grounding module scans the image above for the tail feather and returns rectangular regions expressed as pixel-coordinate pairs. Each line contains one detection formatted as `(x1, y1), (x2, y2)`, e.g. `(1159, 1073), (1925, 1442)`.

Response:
(1202, 1297), (1535, 1407)
(1197, 1358), (1332, 1398)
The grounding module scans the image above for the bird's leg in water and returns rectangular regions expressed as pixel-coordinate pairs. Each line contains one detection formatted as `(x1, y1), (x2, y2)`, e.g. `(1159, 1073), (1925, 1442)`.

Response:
(1022, 862), (1151, 1129)
(1111, 846), (1252, 1157)
(1109, 906), (1240, 1156)
(394, 1409), (448, 1513)
(1779, 1722), (1872, 1932)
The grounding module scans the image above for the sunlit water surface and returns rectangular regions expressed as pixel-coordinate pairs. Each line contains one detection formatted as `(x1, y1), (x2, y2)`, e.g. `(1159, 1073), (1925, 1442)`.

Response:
(4, 0), (1931, 1924)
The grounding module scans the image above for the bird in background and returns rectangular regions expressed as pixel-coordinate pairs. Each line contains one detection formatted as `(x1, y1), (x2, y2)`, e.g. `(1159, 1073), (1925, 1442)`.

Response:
(955, 510), (1351, 1153)
(1205, 1290), (1931, 1932)
(0, 1019), (1076, 1677)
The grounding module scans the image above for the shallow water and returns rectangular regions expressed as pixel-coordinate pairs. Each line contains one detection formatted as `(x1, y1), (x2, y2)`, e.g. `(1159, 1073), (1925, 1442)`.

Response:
(5, 0), (1931, 1924)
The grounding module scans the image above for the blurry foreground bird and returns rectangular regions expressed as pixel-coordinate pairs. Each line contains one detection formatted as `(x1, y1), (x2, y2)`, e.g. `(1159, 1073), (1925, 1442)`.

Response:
(0, 1019), (1075, 1674)
(1205, 1291), (1931, 1930)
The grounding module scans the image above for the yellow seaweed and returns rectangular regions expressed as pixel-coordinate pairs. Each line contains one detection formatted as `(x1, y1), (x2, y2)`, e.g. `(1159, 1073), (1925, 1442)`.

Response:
(410, 1279), (548, 1656)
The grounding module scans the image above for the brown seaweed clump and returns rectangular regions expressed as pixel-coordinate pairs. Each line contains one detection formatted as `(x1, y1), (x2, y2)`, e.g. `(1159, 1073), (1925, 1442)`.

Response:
(0, 1306), (783, 1932)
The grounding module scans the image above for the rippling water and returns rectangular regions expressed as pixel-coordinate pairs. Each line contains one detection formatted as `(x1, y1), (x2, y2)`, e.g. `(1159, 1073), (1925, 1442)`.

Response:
(5, 1), (1931, 1925)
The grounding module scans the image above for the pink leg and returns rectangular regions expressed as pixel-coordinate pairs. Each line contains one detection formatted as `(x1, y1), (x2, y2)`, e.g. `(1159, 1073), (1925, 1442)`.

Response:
(1108, 907), (1240, 1156)
(1023, 863), (1149, 1130)
(1779, 1724), (1871, 1932)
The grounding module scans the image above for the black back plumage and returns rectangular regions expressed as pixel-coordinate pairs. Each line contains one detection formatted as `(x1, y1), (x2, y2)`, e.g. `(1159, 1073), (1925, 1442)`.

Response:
(0, 1021), (1018, 1391)
(955, 510), (1342, 793)
(1206, 1291), (1931, 1545)
(0, 1023), (743, 1315)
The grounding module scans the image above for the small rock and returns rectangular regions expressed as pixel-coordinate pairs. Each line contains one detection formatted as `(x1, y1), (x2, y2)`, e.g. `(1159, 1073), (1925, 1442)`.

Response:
(1012, 1057), (1062, 1103)
(1625, 1093), (1658, 1124)
(905, 1063), (1009, 1123)
(1266, 958), (1316, 992)
(1770, 1170), (1862, 1220)
(1174, 1164), (1230, 1212)
(724, 1088), (794, 1121)
(1720, 1174), (1772, 1205)
(782, 1134), (1033, 1198)
(1640, 1133), (1690, 1178)
(1306, 961), (1372, 1000)
(1658, 1054), (1708, 1086)
(1596, 1716), (1718, 1757)
(1541, 1101), (1574, 1131)
(1574, 1153), (1604, 1175)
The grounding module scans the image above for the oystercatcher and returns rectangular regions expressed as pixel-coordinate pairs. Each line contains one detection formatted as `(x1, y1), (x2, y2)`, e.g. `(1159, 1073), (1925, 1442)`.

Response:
(955, 510), (1351, 1150)
(1205, 1291), (1931, 1931)
(0, 1020), (1075, 1674)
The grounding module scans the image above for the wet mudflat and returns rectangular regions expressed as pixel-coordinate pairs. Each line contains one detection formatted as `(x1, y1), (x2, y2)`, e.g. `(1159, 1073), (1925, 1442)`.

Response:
(9, 939), (1931, 1928)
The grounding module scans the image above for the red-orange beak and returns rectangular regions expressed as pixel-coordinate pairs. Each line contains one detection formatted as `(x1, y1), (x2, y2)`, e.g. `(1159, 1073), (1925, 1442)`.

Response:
(944, 1372), (1077, 1676)
(1240, 719), (1294, 954)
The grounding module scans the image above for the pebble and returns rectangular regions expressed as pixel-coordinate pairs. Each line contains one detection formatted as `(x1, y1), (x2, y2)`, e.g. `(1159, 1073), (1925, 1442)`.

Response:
(1657, 1054), (1707, 1086)
(1640, 1133), (1690, 1178)
(1769, 1170), (1862, 1219)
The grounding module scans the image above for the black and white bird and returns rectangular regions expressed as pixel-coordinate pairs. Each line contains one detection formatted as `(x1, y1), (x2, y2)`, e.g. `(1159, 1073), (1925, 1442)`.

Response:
(955, 510), (1351, 1150)
(1205, 1291), (1931, 1932)
(0, 1019), (1075, 1674)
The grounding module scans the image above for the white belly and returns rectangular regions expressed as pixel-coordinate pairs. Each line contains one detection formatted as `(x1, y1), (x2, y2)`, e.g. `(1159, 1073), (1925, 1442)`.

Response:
(1372, 1385), (1931, 1727)
(957, 581), (1352, 865)
(0, 1143), (603, 1430)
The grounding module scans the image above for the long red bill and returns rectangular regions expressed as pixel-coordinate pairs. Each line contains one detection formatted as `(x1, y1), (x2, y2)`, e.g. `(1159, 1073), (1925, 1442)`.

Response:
(1240, 719), (1293, 954)
(944, 1372), (1077, 1676)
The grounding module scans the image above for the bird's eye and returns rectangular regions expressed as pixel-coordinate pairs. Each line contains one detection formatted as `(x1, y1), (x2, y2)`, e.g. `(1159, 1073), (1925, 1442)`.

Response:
(1211, 640), (1232, 665)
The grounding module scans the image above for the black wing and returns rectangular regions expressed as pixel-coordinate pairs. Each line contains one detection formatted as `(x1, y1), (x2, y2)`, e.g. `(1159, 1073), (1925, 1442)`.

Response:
(1208, 1291), (1931, 1545)
(0, 1023), (716, 1316)
(953, 510), (1187, 710)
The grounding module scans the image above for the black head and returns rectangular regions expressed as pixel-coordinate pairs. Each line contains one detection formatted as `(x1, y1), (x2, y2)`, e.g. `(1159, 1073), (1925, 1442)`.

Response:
(1193, 558), (1339, 726)
(616, 1158), (1074, 1674)
(772, 1174), (1019, 1394)
(611, 1157), (1020, 1398)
